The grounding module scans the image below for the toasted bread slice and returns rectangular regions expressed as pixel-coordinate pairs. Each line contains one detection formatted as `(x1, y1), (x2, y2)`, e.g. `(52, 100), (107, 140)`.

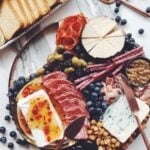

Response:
(9, 0), (28, 28)
(0, 28), (5, 46)
(0, 0), (22, 40)
(19, 0), (36, 25)
(35, 0), (50, 16)
(46, 0), (57, 8)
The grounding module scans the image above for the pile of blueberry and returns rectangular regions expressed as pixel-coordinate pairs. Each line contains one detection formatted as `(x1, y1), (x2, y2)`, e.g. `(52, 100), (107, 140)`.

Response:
(83, 82), (108, 121)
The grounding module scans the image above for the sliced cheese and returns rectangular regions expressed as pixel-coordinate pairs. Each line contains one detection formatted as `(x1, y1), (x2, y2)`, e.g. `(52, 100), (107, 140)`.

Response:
(81, 17), (125, 59)
(35, 0), (50, 16)
(0, 29), (5, 46)
(0, 0), (22, 40)
(17, 90), (64, 147)
(103, 95), (149, 143)
(19, 0), (35, 25)
(10, 0), (29, 28)
(46, 0), (57, 8)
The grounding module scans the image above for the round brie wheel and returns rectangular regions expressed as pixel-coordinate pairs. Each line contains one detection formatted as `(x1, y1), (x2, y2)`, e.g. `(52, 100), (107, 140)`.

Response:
(81, 17), (125, 59)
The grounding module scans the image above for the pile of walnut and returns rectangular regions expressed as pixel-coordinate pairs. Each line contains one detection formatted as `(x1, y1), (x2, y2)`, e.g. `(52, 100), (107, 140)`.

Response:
(87, 120), (120, 150)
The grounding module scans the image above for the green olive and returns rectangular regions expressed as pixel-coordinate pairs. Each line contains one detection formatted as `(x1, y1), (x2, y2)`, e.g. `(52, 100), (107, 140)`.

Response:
(47, 54), (55, 62)
(56, 45), (65, 54)
(64, 67), (75, 73)
(36, 68), (45, 75)
(54, 54), (64, 61)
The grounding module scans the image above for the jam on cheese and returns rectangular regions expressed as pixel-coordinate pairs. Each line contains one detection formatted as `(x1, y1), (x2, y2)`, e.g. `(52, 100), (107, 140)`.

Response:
(17, 90), (64, 147)
(27, 98), (61, 142)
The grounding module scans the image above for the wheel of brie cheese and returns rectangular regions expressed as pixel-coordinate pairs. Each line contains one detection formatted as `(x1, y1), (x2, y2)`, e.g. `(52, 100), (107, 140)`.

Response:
(82, 17), (125, 59)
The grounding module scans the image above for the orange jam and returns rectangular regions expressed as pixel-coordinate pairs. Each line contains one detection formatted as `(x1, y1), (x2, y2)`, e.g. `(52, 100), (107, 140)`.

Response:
(27, 98), (62, 142)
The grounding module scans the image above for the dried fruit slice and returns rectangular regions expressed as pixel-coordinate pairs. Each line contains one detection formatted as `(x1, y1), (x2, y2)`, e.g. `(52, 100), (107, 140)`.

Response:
(82, 17), (125, 59)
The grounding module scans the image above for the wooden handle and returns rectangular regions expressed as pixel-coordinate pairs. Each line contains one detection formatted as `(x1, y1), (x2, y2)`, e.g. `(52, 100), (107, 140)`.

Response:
(120, 0), (150, 18)
(55, 137), (66, 150)
(135, 115), (150, 150)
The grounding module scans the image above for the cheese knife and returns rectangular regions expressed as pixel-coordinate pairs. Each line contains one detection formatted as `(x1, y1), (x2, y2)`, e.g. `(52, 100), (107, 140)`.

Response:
(117, 75), (150, 150)
(55, 116), (86, 150)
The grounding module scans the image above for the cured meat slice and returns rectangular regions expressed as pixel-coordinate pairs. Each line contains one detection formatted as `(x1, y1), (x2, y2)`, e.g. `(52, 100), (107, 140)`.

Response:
(42, 71), (67, 82)
(54, 92), (83, 102)
(56, 14), (87, 51)
(42, 72), (89, 139)
(60, 98), (86, 109)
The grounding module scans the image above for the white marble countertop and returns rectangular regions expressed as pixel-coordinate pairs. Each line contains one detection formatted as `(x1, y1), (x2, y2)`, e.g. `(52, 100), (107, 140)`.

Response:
(0, 0), (150, 149)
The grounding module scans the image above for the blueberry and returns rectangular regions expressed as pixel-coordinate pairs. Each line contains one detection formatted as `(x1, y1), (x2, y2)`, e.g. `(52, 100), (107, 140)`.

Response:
(18, 76), (26, 82)
(114, 7), (119, 13)
(121, 19), (127, 25)
(101, 102), (108, 110)
(4, 115), (11, 121)
(146, 7), (150, 13)
(96, 101), (101, 107)
(126, 33), (132, 39)
(7, 92), (13, 99)
(8, 88), (15, 93)
(43, 64), (49, 70)
(94, 86), (100, 92)
(98, 96), (104, 101)
(10, 131), (17, 138)
(115, 16), (121, 23)
(96, 108), (103, 114)
(0, 136), (7, 143)
(95, 82), (102, 87)
(91, 92), (98, 100)
(89, 107), (95, 115)
(20, 139), (28, 145)
(138, 28), (144, 34)
(8, 142), (14, 149)
(76, 145), (83, 150)
(75, 68), (84, 77)
(0, 127), (6, 133)
(6, 104), (11, 110)
(130, 38), (135, 43)
(88, 83), (95, 91)
(86, 101), (93, 107)
(29, 73), (37, 80)
(116, 1), (121, 7)
(63, 51), (73, 59)
(16, 139), (22, 145)
(83, 90), (89, 96)
(13, 91), (18, 97)
(73, 44), (82, 54)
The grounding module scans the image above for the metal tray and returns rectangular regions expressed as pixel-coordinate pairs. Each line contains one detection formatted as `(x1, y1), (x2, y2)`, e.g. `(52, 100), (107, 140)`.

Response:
(0, 0), (68, 51)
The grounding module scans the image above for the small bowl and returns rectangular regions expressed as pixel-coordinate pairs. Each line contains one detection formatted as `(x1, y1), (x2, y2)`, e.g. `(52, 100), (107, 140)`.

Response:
(125, 56), (150, 87)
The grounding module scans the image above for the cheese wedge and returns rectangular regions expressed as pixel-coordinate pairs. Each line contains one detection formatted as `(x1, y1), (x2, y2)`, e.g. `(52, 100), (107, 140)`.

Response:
(17, 90), (64, 147)
(35, 0), (50, 16)
(103, 95), (149, 143)
(0, 0), (22, 40)
(0, 29), (5, 46)
(82, 17), (117, 38)
(82, 17), (125, 59)
(10, 0), (28, 28)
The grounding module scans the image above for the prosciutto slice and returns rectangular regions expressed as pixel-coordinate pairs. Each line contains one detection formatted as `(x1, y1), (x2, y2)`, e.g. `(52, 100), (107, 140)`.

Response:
(42, 71), (89, 139)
